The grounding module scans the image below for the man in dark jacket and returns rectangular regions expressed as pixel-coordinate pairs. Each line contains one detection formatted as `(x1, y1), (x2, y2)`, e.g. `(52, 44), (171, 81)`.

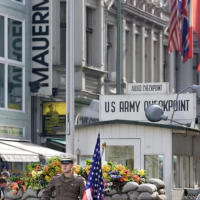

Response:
(42, 153), (85, 200)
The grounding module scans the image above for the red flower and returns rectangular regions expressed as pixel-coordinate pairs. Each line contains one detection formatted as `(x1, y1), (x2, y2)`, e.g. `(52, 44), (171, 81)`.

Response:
(133, 175), (140, 184)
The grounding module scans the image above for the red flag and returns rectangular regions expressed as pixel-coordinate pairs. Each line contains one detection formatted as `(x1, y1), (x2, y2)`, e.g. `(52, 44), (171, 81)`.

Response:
(193, 0), (200, 72)
(179, 0), (193, 62)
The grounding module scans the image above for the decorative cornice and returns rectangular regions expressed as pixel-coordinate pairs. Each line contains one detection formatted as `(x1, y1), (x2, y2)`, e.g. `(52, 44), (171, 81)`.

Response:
(122, 4), (168, 28)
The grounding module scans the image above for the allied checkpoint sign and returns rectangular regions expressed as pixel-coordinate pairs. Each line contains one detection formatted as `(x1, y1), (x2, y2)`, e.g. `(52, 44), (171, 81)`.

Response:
(125, 82), (169, 95)
(99, 94), (196, 124)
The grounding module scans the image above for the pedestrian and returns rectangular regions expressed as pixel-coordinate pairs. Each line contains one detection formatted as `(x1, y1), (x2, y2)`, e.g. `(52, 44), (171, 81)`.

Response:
(1, 171), (10, 179)
(0, 178), (7, 200)
(41, 153), (85, 200)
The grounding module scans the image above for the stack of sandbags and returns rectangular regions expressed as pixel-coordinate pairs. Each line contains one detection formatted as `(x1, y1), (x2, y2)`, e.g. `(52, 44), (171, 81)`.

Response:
(104, 178), (167, 200)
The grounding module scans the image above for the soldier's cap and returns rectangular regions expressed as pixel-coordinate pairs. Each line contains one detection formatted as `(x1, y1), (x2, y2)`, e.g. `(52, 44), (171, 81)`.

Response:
(59, 153), (74, 164)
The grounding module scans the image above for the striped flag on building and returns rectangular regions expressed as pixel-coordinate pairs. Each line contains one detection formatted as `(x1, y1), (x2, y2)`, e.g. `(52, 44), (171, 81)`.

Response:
(168, 0), (193, 63)
(179, 0), (193, 62)
(168, 0), (180, 53)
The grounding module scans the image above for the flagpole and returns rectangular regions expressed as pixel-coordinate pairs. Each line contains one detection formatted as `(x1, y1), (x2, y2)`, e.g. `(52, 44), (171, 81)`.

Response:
(116, 0), (121, 94)
(66, 0), (75, 156)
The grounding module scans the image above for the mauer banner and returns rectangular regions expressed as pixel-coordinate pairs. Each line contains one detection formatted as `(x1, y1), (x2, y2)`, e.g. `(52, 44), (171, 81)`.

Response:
(31, 0), (52, 95)
(99, 94), (196, 125)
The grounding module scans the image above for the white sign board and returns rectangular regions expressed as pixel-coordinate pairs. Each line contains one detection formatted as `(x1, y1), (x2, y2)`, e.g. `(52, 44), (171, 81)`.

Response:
(99, 94), (196, 124)
(31, 0), (53, 96)
(125, 82), (169, 95)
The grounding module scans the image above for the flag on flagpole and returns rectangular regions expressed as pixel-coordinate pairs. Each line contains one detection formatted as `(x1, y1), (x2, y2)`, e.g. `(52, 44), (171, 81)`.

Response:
(168, 0), (180, 53)
(193, 0), (200, 72)
(179, 0), (193, 62)
(168, 0), (193, 63)
(82, 134), (104, 200)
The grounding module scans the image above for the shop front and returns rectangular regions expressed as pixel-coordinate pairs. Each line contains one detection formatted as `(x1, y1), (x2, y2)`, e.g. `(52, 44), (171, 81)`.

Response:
(0, 140), (62, 173)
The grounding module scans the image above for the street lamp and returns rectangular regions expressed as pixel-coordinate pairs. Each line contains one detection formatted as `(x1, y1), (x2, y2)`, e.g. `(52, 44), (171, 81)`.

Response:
(145, 104), (192, 127)
(145, 85), (200, 127)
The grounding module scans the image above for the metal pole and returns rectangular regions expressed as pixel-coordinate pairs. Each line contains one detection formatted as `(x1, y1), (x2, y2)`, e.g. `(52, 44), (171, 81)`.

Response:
(66, 0), (74, 156)
(116, 0), (121, 94)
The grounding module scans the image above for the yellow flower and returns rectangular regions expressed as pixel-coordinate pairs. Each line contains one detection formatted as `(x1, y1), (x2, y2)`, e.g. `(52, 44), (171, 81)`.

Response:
(86, 165), (91, 175)
(116, 164), (125, 172)
(37, 171), (43, 175)
(73, 165), (81, 174)
(31, 170), (37, 177)
(45, 175), (52, 182)
(102, 165), (111, 173)
(103, 172), (109, 179)
(139, 169), (145, 176)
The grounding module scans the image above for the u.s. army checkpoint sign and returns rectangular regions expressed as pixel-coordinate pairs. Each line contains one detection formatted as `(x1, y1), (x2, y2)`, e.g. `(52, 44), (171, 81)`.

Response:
(99, 93), (196, 124)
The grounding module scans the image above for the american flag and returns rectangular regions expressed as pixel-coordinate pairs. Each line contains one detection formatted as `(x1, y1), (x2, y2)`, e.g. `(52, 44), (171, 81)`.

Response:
(168, 0), (193, 62)
(82, 134), (104, 200)
(168, 0), (180, 53)
(179, 0), (193, 62)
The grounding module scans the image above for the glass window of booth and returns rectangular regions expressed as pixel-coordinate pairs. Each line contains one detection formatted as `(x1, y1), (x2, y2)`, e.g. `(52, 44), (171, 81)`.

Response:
(144, 155), (164, 180)
(105, 146), (134, 169)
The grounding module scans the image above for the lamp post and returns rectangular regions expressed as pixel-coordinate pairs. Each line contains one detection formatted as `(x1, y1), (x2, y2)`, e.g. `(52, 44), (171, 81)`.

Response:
(116, 0), (121, 94)
(66, 0), (74, 156)
(145, 85), (200, 127)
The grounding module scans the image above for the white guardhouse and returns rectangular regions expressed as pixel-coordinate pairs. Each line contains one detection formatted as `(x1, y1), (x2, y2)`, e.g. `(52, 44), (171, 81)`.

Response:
(75, 120), (200, 200)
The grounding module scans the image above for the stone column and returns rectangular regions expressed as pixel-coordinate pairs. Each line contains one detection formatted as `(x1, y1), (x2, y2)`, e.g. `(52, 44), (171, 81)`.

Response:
(177, 58), (193, 91)
(96, 0), (105, 94)
(132, 23), (136, 82)
(150, 29), (154, 82)
(169, 52), (176, 93)
(159, 31), (164, 82)
(141, 26), (145, 82)
(122, 18), (127, 83)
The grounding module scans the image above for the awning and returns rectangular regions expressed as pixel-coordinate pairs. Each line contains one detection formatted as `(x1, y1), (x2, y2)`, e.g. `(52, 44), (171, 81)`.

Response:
(0, 140), (62, 160)
(0, 142), (39, 162)
(47, 138), (66, 145)
(47, 138), (66, 151)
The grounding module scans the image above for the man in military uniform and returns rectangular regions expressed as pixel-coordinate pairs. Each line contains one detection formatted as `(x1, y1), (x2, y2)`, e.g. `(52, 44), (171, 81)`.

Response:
(42, 153), (85, 200)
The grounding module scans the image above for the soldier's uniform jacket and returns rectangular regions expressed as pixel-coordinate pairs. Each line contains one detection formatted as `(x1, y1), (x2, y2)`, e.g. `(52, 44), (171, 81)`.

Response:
(41, 173), (85, 200)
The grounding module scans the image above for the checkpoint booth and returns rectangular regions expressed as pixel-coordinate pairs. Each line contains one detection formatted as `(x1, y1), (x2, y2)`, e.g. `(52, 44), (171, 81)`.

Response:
(74, 90), (200, 199)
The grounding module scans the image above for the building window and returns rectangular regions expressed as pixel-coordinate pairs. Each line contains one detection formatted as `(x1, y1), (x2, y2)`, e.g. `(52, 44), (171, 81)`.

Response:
(173, 155), (195, 188)
(154, 35), (160, 82)
(8, 66), (22, 110)
(135, 28), (142, 82)
(0, 16), (4, 57)
(105, 146), (134, 169)
(0, 64), (5, 108)
(86, 7), (94, 66)
(8, 19), (22, 62)
(145, 33), (150, 82)
(193, 53), (199, 84)
(106, 24), (115, 80)
(126, 28), (132, 83)
(0, 15), (24, 111)
(144, 155), (164, 180)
